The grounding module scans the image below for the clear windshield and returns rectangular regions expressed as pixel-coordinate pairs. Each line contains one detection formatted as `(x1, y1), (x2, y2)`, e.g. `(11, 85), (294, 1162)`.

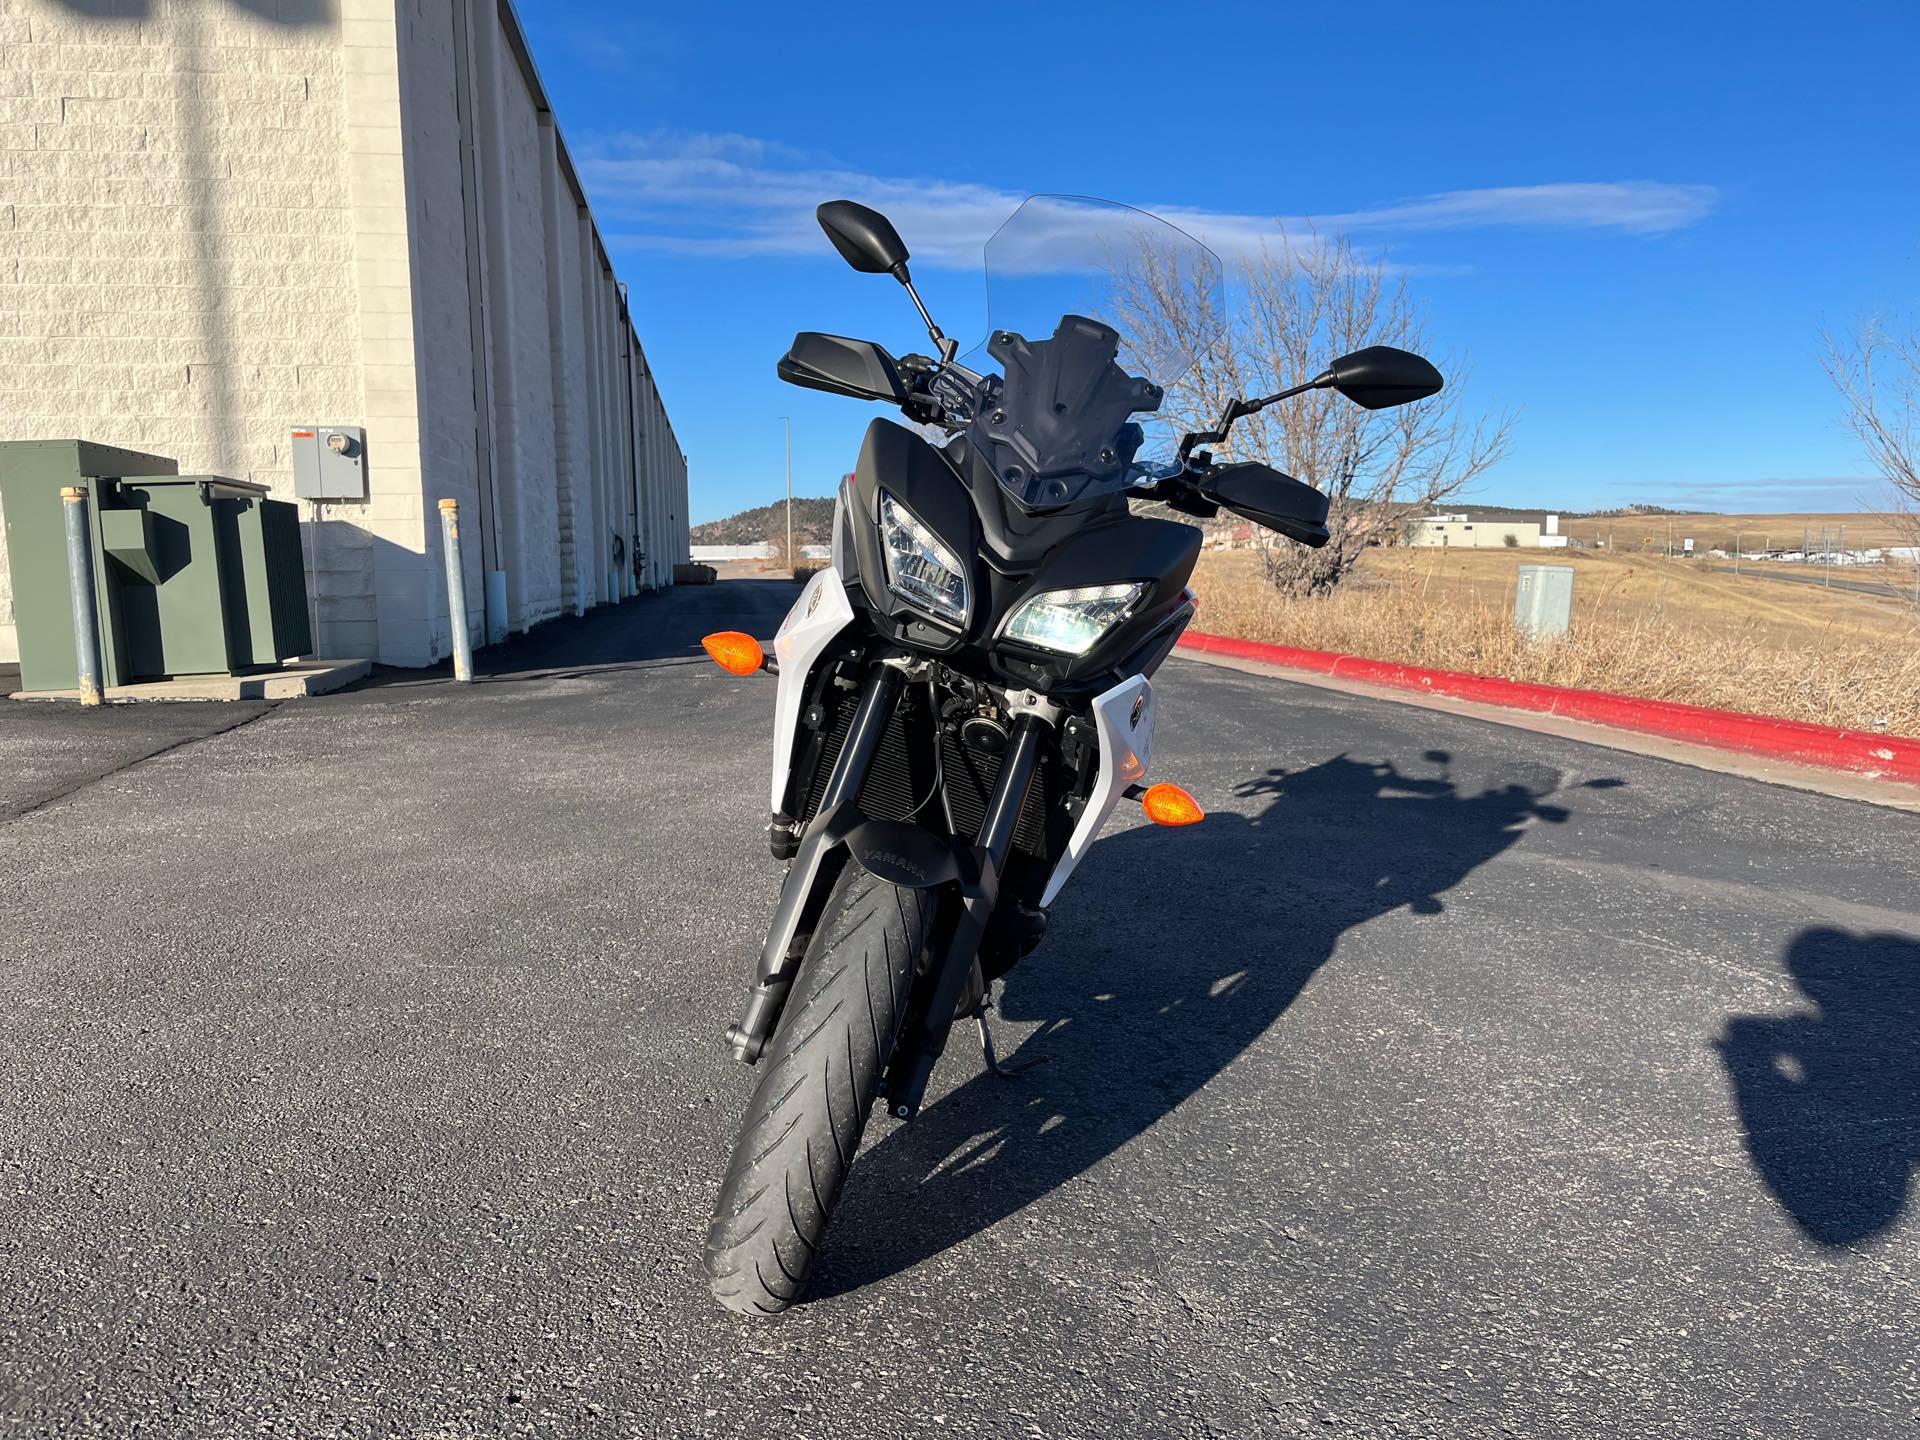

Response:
(975, 195), (1225, 391)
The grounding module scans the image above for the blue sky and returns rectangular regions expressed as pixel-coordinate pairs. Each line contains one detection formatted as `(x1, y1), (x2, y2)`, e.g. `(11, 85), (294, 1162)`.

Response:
(516, 1), (1920, 525)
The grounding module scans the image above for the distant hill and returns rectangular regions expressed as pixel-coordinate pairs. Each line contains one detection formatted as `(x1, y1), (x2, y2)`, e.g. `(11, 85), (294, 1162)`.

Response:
(1579, 503), (1711, 518)
(692, 497), (837, 545)
(690, 493), (1692, 547)
(1435, 502), (1565, 520)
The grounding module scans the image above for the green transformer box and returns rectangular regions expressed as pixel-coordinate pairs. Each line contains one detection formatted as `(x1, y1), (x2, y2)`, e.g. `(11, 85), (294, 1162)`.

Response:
(0, 440), (312, 693)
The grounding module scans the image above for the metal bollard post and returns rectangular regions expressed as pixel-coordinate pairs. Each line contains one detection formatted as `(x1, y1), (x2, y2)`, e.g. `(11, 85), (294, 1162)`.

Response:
(60, 486), (104, 706)
(438, 498), (474, 684)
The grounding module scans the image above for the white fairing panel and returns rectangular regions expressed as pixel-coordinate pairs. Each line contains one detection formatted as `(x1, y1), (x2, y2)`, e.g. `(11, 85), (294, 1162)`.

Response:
(770, 566), (856, 811)
(1039, 673), (1153, 907)
(831, 477), (851, 574)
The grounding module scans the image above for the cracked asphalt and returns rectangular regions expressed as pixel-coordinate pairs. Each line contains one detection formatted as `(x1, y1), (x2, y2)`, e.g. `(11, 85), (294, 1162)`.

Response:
(1, 579), (1916, 1438)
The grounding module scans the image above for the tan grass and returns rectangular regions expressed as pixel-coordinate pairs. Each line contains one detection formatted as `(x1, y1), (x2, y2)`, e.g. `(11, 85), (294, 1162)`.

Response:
(1561, 511), (1912, 553)
(1193, 550), (1920, 737)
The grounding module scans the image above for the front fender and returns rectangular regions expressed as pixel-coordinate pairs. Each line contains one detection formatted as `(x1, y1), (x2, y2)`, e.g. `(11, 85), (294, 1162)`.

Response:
(845, 817), (969, 890)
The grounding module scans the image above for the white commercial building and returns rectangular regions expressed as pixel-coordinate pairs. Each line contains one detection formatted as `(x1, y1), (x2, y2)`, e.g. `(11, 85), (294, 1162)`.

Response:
(1408, 512), (1567, 550)
(0, 0), (690, 667)
(691, 544), (777, 563)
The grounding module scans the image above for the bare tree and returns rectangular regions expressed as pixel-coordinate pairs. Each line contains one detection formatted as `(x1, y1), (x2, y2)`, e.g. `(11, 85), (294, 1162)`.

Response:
(1114, 228), (1513, 594)
(1822, 315), (1920, 561)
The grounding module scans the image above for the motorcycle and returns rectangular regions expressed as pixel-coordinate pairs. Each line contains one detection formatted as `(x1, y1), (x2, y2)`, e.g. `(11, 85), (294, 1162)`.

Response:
(700, 195), (1443, 1314)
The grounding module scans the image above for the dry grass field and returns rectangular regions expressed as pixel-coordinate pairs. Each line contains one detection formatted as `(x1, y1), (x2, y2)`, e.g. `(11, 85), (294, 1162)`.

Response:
(1559, 510), (1911, 554)
(1190, 545), (1920, 737)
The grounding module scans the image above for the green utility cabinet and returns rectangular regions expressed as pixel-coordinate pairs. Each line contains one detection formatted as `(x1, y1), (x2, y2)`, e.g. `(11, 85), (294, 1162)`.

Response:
(0, 439), (312, 692)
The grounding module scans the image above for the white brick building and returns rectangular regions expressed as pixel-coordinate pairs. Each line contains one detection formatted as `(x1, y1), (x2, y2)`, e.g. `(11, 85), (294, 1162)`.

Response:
(1407, 514), (1562, 549)
(0, 0), (689, 667)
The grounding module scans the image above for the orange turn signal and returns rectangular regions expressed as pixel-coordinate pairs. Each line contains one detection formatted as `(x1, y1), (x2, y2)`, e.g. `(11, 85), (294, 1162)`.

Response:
(1141, 782), (1205, 827)
(702, 631), (765, 676)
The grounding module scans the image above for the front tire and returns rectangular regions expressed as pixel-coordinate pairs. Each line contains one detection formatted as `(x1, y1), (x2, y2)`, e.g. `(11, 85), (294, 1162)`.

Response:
(704, 863), (931, 1314)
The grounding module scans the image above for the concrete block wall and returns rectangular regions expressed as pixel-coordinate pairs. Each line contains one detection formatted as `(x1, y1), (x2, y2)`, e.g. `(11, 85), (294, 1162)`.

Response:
(540, 129), (589, 615)
(0, 0), (690, 668)
(341, 0), (432, 666)
(392, 0), (475, 662)
(392, 0), (685, 651)
(495, 43), (559, 631)
(0, 0), (368, 663)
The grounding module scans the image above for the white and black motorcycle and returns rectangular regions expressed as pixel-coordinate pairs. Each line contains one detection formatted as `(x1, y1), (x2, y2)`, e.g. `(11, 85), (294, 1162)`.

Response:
(700, 196), (1442, 1313)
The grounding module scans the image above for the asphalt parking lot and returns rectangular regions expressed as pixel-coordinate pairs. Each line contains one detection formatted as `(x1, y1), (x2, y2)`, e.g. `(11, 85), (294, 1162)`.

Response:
(2, 580), (1916, 1438)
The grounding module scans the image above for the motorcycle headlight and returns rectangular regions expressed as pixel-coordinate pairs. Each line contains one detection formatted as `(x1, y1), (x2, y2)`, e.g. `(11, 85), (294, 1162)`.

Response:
(1002, 583), (1147, 656)
(879, 491), (968, 626)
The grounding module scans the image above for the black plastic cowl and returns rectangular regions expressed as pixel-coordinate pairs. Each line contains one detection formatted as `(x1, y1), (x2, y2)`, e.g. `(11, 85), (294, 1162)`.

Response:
(966, 315), (1160, 510)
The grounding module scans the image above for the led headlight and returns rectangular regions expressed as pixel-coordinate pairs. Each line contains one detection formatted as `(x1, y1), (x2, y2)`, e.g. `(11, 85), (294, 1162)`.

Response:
(1002, 582), (1146, 656)
(879, 491), (968, 625)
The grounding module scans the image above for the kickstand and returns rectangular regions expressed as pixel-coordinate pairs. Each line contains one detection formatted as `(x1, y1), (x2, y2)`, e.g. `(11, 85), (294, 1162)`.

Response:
(975, 988), (1048, 1079)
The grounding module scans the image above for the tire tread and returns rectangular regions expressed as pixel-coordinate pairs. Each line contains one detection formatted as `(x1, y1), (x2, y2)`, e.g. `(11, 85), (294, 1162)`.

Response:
(704, 865), (930, 1314)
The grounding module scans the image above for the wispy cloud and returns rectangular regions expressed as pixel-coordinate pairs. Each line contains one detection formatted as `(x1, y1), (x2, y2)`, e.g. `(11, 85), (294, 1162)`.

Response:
(576, 130), (1718, 269)
(1602, 475), (1884, 510)
(553, 17), (690, 80)
(1312, 182), (1719, 236)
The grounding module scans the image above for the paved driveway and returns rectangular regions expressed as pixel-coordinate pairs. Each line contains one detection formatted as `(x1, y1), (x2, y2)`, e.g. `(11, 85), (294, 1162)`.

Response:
(2, 580), (1915, 1438)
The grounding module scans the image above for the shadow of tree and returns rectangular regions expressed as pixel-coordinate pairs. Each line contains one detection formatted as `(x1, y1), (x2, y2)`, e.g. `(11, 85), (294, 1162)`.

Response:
(811, 749), (1602, 1300)
(1719, 927), (1920, 1245)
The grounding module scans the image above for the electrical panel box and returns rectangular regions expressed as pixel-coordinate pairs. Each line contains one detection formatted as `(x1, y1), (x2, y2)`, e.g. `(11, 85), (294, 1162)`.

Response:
(291, 425), (367, 501)
(1514, 564), (1575, 639)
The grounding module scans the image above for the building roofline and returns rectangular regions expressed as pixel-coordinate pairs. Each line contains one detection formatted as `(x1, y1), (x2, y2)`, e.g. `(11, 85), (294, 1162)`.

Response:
(493, 0), (674, 419)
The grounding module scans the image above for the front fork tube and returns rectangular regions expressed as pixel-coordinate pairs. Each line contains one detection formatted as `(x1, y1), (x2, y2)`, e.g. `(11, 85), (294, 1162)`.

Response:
(726, 663), (907, 1063)
(884, 712), (1048, 1120)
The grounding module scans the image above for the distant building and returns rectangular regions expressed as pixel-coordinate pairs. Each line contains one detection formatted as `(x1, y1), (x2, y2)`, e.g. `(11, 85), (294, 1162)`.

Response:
(1201, 521), (1257, 550)
(1408, 512), (1568, 550)
(0, 0), (690, 667)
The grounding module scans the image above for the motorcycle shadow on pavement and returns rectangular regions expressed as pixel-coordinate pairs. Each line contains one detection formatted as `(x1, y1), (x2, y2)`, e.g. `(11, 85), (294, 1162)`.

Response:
(1717, 927), (1920, 1245)
(811, 749), (1595, 1301)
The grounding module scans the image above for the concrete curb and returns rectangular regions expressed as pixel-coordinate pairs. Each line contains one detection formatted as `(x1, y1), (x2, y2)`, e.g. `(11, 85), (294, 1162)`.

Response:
(1175, 630), (1920, 787)
(10, 658), (371, 703)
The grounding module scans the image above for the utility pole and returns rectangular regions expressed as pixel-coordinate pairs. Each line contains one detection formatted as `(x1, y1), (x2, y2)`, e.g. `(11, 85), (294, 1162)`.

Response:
(781, 415), (793, 573)
(1734, 531), (1741, 575)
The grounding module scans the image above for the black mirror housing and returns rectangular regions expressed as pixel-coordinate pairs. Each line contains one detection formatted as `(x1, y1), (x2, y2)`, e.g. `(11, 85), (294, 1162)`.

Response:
(817, 200), (910, 277)
(1324, 345), (1444, 410)
(777, 332), (907, 403)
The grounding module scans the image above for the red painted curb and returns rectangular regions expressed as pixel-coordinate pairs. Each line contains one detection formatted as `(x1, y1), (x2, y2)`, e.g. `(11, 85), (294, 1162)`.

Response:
(1175, 630), (1920, 787)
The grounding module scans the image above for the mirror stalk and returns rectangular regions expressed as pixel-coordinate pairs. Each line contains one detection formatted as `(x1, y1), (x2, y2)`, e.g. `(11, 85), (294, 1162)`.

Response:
(1175, 345), (1443, 465)
(1176, 376), (1325, 468)
(896, 268), (958, 364)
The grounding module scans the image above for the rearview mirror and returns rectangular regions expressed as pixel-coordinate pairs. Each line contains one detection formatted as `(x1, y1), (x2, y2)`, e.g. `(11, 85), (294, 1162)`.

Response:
(817, 200), (910, 277)
(1324, 346), (1444, 410)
